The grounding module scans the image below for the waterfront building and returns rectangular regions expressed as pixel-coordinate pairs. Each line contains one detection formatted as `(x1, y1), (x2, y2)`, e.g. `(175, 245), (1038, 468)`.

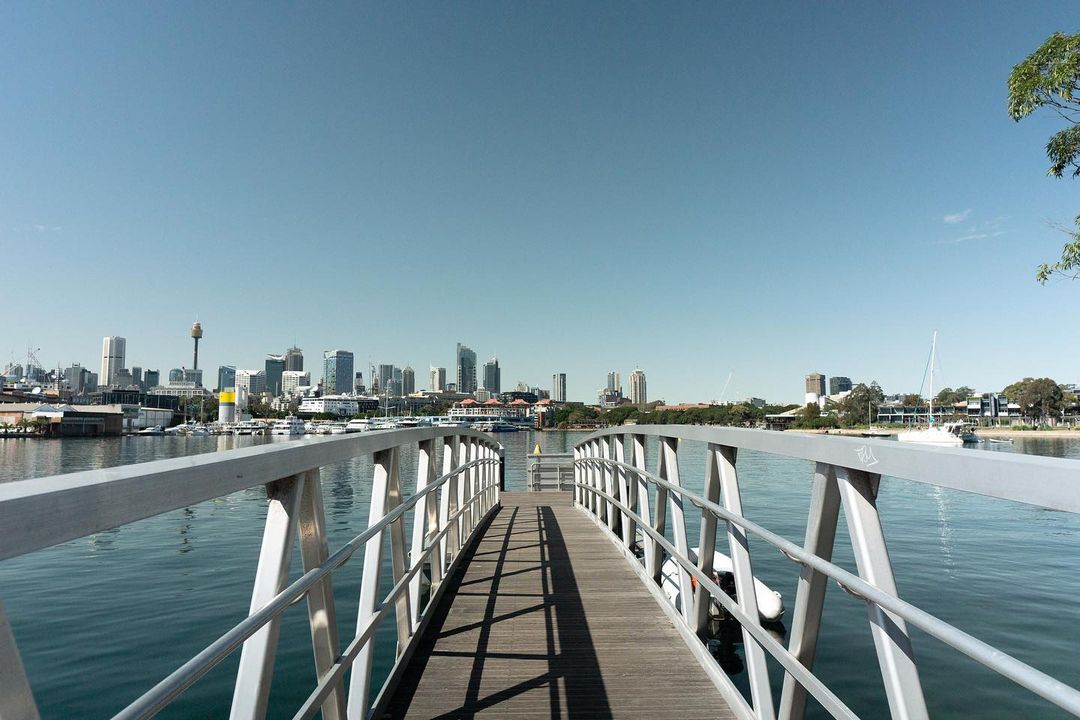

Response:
(475, 388), (492, 402)
(143, 370), (158, 389)
(236, 369), (267, 396)
(265, 355), (286, 396)
(456, 344), (477, 395)
(284, 346), (303, 372)
(448, 397), (533, 426)
(298, 395), (359, 417)
(217, 366), (236, 393)
(402, 366), (415, 396)
(100, 336), (126, 387)
(323, 350), (354, 395)
(281, 371), (311, 396)
(430, 367), (446, 392)
(629, 368), (647, 409)
(147, 381), (212, 400)
(552, 373), (567, 403)
(805, 372), (826, 406)
(482, 357), (501, 394)
(829, 376), (852, 395)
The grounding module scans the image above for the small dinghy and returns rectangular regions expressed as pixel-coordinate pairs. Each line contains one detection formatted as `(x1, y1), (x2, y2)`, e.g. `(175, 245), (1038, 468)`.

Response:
(987, 437), (1013, 445)
(660, 547), (784, 623)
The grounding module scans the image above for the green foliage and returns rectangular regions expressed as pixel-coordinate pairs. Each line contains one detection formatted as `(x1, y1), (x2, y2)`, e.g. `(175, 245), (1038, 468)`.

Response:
(1008, 32), (1080, 281)
(933, 386), (974, 406)
(1004, 377), (1064, 423)
(834, 382), (886, 427)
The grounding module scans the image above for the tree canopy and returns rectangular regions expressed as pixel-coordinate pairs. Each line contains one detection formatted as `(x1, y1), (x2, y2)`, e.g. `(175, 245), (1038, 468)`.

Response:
(1003, 377), (1064, 423)
(1008, 32), (1080, 281)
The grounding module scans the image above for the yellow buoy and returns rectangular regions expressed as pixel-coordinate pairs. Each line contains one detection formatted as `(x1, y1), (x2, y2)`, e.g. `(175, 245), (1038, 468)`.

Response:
(533, 443), (542, 455)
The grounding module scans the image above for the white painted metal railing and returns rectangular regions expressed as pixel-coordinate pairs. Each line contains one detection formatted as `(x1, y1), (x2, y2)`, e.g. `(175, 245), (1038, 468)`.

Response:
(573, 426), (1080, 720)
(0, 428), (502, 720)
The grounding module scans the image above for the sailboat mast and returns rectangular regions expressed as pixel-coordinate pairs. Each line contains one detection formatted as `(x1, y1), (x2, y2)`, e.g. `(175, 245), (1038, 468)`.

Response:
(928, 331), (937, 425)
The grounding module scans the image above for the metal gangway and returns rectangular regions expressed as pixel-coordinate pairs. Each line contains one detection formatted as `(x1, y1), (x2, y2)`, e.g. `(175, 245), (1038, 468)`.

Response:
(1, 426), (1080, 719)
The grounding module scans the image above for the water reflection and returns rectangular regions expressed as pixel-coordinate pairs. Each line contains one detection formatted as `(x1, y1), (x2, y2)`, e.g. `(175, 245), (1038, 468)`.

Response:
(177, 507), (196, 554)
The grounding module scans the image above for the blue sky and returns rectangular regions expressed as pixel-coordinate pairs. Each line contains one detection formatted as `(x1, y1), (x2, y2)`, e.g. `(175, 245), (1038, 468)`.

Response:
(1, 2), (1077, 403)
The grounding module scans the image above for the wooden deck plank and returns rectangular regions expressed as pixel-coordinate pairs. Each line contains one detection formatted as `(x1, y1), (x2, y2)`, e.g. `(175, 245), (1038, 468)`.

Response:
(379, 492), (735, 719)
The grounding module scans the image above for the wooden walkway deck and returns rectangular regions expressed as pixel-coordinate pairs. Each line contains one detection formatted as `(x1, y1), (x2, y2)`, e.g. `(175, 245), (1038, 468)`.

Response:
(381, 492), (733, 719)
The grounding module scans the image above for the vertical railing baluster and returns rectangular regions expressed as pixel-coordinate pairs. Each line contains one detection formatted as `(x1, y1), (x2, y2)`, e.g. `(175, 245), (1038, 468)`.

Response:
(0, 600), (40, 720)
(614, 434), (632, 547)
(779, 463), (841, 720)
(632, 433), (652, 572)
(231, 474), (305, 720)
(346, 449), (393, 719)
(693, 446), (722, 639)
(297, 468), (346, 720)
(440, 436), (459, 568)
(835, 466), (929, 720)
(593, 439), (604, 520)
(385, 448), (412, 657)
(717, 445), (775, 720)
(660, 437), (693, 622)
(602, 437), (617, 534)
(455, 436), (468, 549)
(573, 445), (582, 506)
(409, 439), (437, 632)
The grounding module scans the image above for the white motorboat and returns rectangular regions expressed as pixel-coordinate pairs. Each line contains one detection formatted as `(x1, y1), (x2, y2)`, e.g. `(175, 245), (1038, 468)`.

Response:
(136, 426), (165, 436)
(189, 424), (210, 437)
(271, 416), (306, 436)
(344, 419), (371, 433)
(660, 548), (784, 623)
(898, 332), (961, 447)
(328, 423), (347, 434)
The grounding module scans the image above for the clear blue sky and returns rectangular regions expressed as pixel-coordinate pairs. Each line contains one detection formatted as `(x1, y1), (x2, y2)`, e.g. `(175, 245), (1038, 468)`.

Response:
(2, 2), (1077, 404)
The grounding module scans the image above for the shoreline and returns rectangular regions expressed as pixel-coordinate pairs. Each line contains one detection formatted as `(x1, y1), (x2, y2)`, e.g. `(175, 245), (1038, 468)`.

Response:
(797, 427), (1080, 439)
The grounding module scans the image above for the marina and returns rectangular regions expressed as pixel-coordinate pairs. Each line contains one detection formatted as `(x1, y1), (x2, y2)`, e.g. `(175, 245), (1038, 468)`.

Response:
(1, 430), (1079, 718)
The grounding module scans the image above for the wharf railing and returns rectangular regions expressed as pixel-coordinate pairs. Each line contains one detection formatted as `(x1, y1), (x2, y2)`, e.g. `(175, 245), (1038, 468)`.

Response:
(573, 426), (1080, 720)
(526, 452), (575, 491)
(0, 428), (502, 720)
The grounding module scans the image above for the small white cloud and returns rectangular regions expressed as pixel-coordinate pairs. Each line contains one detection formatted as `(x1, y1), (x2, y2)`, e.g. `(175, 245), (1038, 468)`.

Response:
(955, 233), (987, 242)
(32, 224), (46, 232)
(943, 209), (972, 224)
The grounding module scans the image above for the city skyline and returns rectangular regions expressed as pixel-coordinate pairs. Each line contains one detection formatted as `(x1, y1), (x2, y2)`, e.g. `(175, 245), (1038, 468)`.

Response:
(4, 4), (1080, 402)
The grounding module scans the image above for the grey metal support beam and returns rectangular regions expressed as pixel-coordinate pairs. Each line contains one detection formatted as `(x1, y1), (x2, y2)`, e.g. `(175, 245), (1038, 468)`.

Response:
(614, 434), (634, 548)
(296, 468), (346, 720)
(717, 445), (775, 720)
(410, 439), (439, 631)
(0, 601), (39, 720)
(661, 436), (693, 621)
(385, 449), (412, 657)
(779, 463), (842, 720)
(230, 474), (305, 720)
(693, 445), (723, 638)
(632, 434), (653, 575)
(835, 466), (928, 720)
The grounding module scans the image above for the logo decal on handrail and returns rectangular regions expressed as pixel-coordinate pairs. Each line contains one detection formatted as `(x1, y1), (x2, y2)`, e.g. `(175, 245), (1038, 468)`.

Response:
(854, 445), (879, 468)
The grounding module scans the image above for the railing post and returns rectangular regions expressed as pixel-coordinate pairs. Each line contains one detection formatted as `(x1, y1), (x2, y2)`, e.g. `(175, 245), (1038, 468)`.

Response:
(230, 474), (305, 720)
(614, 434), (633, 548)
(410, 439), (439, 632)
(632, 434), (656, 579)
(602, 437), (617, 534)
(835, 466), (929, 720)
(297, 468), (346, 720)
(0, 600), (39, 720)
(660, 436), (693, 622)
(385, 448), (412, 658)
(779, 463), (842, 720)
(347, 449), (393, 719)
(650, 438), (670, 584)
(717, 445), (775, 720)
(455, 436), (468, 549)
(439, 436), (459, 568)
(694, 446), (722, 639)
(573, 445), (582, 506)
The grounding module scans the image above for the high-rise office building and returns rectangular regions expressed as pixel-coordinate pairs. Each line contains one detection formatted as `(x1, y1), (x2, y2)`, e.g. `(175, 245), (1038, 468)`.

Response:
(218, 366), (236, 392)
(266, 355), (286, 396)
(629, 368), (647, 409)
(281, 371), (311, 396)
(805, 373), (826, 405)
(552, 373), (567, 403)
(482, 357), (501, 394)
(606, 371), (622, 395)
(144, 369), (159, 388)
(430, 367), (446, 392)
(100, 336), (126, 387)
(456, 343), (477, 395)
(378, 364), (395, 395)
(131, 366), (143, 390)
(183, 368), (203, 387)
(284, 346), (304, 372)
(323, 350), (354, 395)
(236, 369), (267, 395)
(354, 371), (365, 394)
(829, 376), (853, 395)
(168, 368), (184, 383)
(402, 366), (415, 395)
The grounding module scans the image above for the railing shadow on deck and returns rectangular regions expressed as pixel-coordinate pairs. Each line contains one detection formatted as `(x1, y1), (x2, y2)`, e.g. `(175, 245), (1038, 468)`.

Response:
(381, 501), (614, 719)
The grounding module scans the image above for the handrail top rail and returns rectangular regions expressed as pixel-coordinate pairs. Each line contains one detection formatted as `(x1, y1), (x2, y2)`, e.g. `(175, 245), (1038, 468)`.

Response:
(0, 427), (499, 562)
(576, 425), (1080, 513)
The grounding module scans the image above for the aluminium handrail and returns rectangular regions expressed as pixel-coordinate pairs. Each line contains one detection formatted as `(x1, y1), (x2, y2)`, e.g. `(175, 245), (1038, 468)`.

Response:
(112, 456), (498, 720)
(575, 456), (1080, 716)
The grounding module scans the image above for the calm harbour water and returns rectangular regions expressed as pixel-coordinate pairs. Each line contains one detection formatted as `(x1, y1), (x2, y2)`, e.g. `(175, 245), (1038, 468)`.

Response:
(1, 431), (1079, 719)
